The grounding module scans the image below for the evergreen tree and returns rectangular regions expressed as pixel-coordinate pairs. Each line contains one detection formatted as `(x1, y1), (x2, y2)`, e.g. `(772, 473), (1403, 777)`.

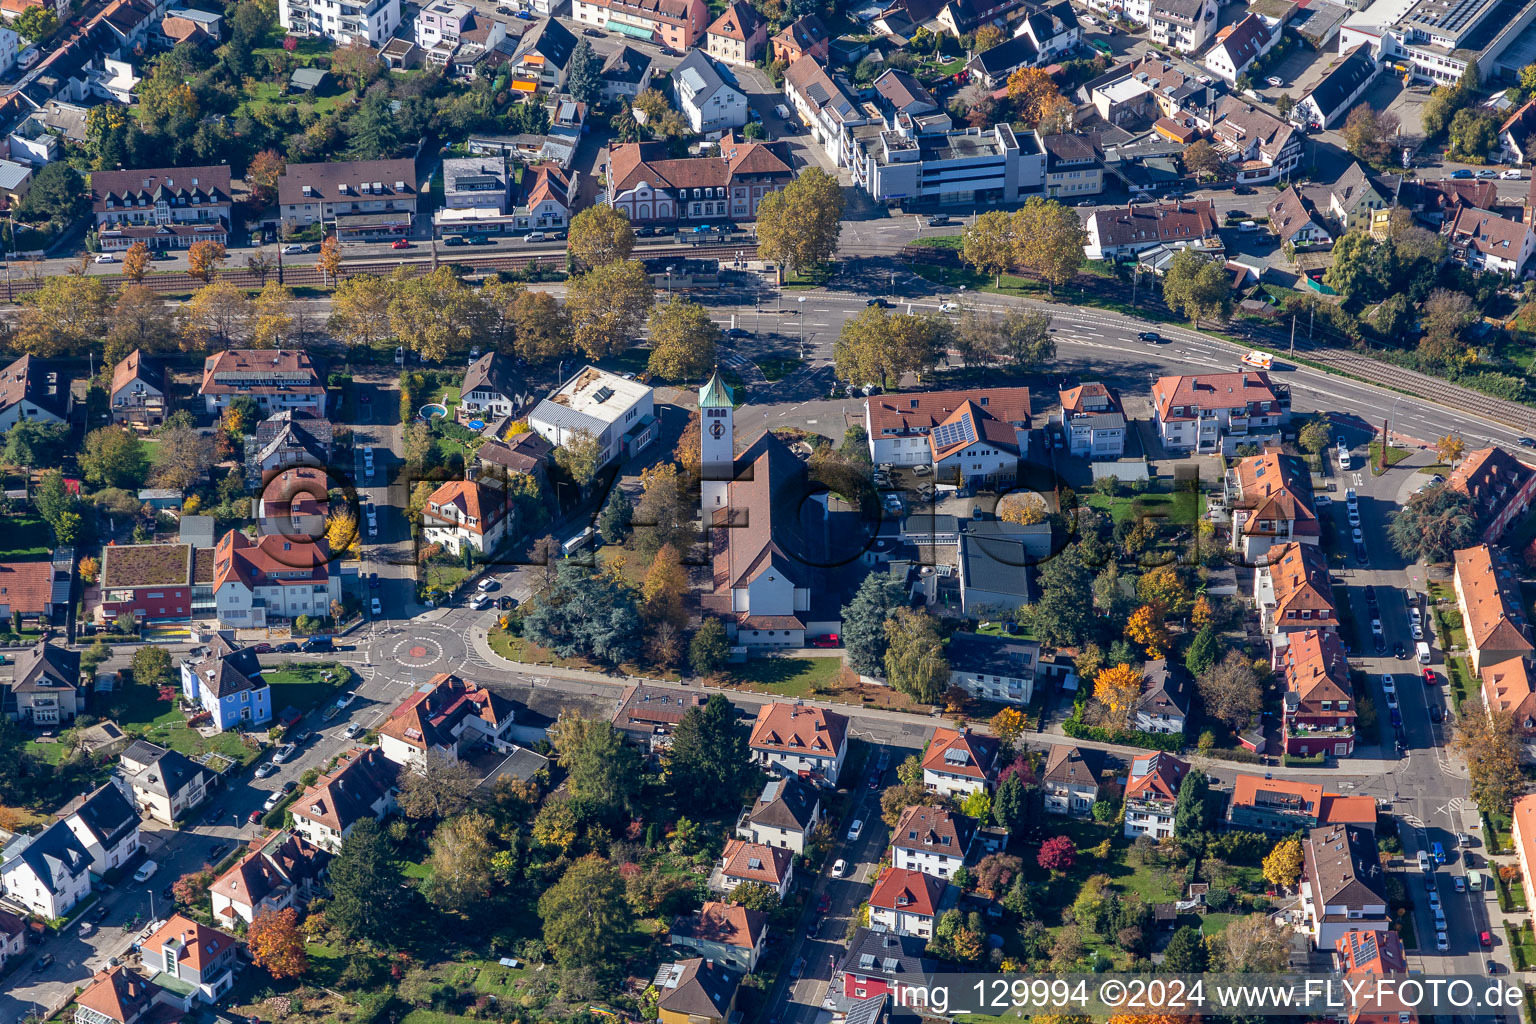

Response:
(841, 573), (906, 676)
(689, 618), (730, 677)
(1173, 770), (1210, 838)
(1028, 544), (1094, 647)
(565, 39), (601, 105)
(1184, 625), (1220, 678)
(1162, 926), (1208, 972)
(667, 694), (754, 815)
(326, 819), (406, 945)
(598, 486), (633, 545)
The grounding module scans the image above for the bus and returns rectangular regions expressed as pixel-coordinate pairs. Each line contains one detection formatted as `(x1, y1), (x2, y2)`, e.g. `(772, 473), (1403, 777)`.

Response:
(562, 527), (594, 556)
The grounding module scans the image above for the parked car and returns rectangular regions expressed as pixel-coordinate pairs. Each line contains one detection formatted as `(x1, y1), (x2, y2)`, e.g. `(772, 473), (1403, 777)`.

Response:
(1452, 169), (1474, 179)
(847, 819), (863, 841)
(291, 728), (311, 744)
(1429, 704), (1443, 723)
(133, 860), (158, 882)
(302, 637), (333, 653)
(272, 743), (296, 764)
(263, 791), (283, 811)
(391, 239), (411, 249)
(371, 597), (382, 616)
(1436, 932), (1449, 951)
(276, 642), (299, 653)
(336, 691), (356, 709)
(282, 244), (305, 254)
(94, 253), (116, 263)
(344, 721), (364, 739)
(33, 953), (53, 972)
(1455, 875), (1467, 892)
(477, 577), (499, 591)
(1266, 76), (1283, 87)
(248, 809), (263, 825)
(254, 762), (277, 779)
(831, 859), (847, 877)
(1477, 169), (1497, 179)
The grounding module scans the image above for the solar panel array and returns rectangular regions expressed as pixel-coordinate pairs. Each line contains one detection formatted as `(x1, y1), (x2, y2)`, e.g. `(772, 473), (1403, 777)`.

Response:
(931, 411), (976, 450)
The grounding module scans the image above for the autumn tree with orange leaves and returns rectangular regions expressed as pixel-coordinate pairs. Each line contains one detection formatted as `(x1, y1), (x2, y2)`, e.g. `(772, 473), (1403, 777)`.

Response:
(1128, 604), (1170, 659)
(186, 240), (226, 284)
(121, 241), (150, 283)
(1093, 662), (1143, 729)
(248, 907), (307, 978)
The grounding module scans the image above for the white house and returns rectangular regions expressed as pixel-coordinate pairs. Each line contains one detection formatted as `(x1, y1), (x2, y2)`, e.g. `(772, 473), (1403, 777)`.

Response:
(209, 830), (330, 926)
(277, 0), (399, 46)
(1150, 371), (1288, 455)
(716, 839), (794, 898)
(1041, 744), (1105, 816)
(922, 728), (998, 798)
(289, 747), (399, 853)
(141, 915), (238, 1003)
(735, 775), (821, 853)
(1447, 206), (1536, 276)
(868, 868), (948, 939)
(211, 532), (342, 629)
(0, 355), (70, 433)
(671, 49), (748, 135)
(1122, 752), (1188, 840)
(459, 352), (525, 422)
(200, 350), (324, 419)
(376, 672), (515, 769)
(0, 910), (24, 970)
(1142, 0), (1218, 51)
(528, 366), (657, 470)
(748, 703), (848, 786)
(1132, 659), (1191, 735)
(118, 740), (210, 825)
(864, 387), (1032, 484)
(421, 480), (512, 557)
(59, 784), (142, 876)
(179, 633), (271, 734)
(946, 631), (1039, 705)
(1301, 824), (1390, 948)
(890, 805), (974, 879)
(0, 819), (92, 918)
(109, 349), (167, 429)
(1204, 13), (1275, 83)
(1059, 382), (1126, 459)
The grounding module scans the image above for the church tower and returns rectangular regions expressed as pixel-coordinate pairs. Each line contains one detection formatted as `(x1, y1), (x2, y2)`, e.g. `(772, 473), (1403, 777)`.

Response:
(699, 369), (734, 517)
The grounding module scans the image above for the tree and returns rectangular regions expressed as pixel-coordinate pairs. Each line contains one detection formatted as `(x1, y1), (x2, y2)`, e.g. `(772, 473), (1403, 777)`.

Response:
(1453, 701), (1526, 816)
(960, 210), (1015, 286)
(1093, 663), (1143, 729)
(107, 285), (175, 358)
(1184, 625), (1220, 678)
(326, 819), (406, 945)
(1038, 835), (1076, 873)
(327, 509), (360, 558)
(246, 149), (286, 207)
(974, 23), (1004, 49)
(1006, 67), (1063, 126)
(1276, 93), (1296, 119)
(327, 274), (393, 349)
(1027, 544), (1093, 647)
(78, 555), (100, 584)
(1448, 107), (1500, 162)
(17, 161), (82, 223)
(689, 617), (730, 677)
(1012, 198), (1086, 296)
(841, 570), (905, 676)
(251, 281), (295, 348)
(1136, 565), (1188, 613)
(1127, 604), (1170, 659)
(387, 266), (486, 362)
(1196, 650), (1261, 732)
(565, 37), (602, 104)
(548, 708), (642, 817)
(1161, 249), (1232, 328)
(80, 427), (147, 489)
(553, 429), (604, 495)
(883, 607), (950, 703)
(1324, 231), (1391, 303)
(316, 236), (343, 285)
(634, 461), (692, 559)
(531, 799), (578, 853)
(15, 274), (110, 356)
(149, 425), (215, 492)
(12, 6), (55, 41)
(1263, 837), (1304, 889)
(1297, 417), (1332, 455)
(1388, 484), (1478, 563)
(130, 646), (171, 690)
(1342, 106), (1399, 166)
(990, 707), (1026, 745)
(248, 908), (308, 978)
(727, 881), (781, 913)
(755, 166), (845, 278)
(958, 307), (1055, 368)
(186, 240), (226, 284)
(424, 810), (497, 914)
(122, 242), (151, 284)
(1173, 769), (1209, 838)
(833, 306), (948, 390)
(641, 543), (688, 629)
(179, 281), (250, 350)
(567, 205), (636, 269)
(511, 290), (570, 363)
(647, 297), (717, 380)
(1183, 140), (1225, 179)
(397, 751), (480, 820)
(598, 486), (633, 545)
(1215, 914), (1291, 972)
(329, 41), (379, 93)
(1436, 434), (1467, 466)
(1162, 925), (1209, 972)
(667, 694), (754, 814)
(565, 260), (653, 359)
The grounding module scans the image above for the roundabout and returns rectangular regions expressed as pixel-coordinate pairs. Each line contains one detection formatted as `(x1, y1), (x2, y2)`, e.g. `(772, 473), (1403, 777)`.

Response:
(366, 622), (471, 680)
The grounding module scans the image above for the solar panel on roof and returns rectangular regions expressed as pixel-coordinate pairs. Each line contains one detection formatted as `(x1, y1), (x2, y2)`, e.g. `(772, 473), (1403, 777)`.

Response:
(931, 411), (976, 449)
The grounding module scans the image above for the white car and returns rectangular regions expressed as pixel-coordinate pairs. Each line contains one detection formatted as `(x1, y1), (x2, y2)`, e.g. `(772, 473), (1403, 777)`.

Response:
(281, 244), (305, 255)
(938, 301), (958, 312)
(1503, 169), (1525, 179)
(1352, 527), (1364, 544)
(476, 577), (498, 591)
(469, 594), (490, 610)
(335, 691), (356, 709)
(254, 762), (277, 779)
(262, 791), (282, 811)
(1436, 932), (1449, 951)
(847, 819), (863, 841)
(1412, 622), (1424, 640)
(344, 722), (364, 739)
(1385, 690), (1399, 709)
(1381, 674), (1396, 693)
(1428, 891), (1442, 910)
(272, 743), (296, 764)
(1348, 508), (1361, 527)
(1266, 76), (1283, 87)
(831, 859), (848, 877)
(1082, 13), (1099, 24)
(133, 860), (158, 882)
(371, 597), (382, 616)
(1345, 488), (1358, 508)
(94, 253), (116, 263)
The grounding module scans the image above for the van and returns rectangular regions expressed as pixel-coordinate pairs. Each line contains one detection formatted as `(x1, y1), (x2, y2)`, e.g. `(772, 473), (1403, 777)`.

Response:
(774, 103), (791, 120)
(1239, 220), (1258, 232)
(1469, 869), (1484, 891)
(1417, 641), (1431, 664)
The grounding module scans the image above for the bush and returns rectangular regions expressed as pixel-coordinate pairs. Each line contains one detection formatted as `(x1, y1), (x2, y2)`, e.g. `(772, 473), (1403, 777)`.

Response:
(1282, 751), (1326, 767)
(1062, 714), (1184, 752)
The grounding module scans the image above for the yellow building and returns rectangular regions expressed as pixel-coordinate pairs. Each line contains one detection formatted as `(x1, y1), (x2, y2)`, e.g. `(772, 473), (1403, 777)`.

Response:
(656, 958), (739, 1024)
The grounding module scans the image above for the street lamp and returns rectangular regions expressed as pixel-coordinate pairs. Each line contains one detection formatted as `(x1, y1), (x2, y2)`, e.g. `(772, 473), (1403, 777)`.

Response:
(797, 296), (806, 357)
(147, 888), (156, 927)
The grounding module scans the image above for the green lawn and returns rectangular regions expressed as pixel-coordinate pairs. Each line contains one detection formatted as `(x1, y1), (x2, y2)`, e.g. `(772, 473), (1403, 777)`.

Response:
(0, 513), (54, 560)
(756, 355), (804, 381)
(97, 683), (260, 767)
(487, 630), (684, 682)
(1368, 440), (1413, 472)
(723, 657), (844, 697)
(1081, 487), (1205, 527)
(24, 738), (67, 764)
(238, 80), (352, 117)
(303, 942), (348, 989)
(264, 662), (352, 716)
(1446, 656), (1475, 716)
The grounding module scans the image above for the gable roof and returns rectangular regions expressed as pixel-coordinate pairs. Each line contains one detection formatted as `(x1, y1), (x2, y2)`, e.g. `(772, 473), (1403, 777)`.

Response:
(1449, 447), (1536, 520)
(749, 702), (847, 757)
(127, 746), (205, 798)
(783, 55), (860, 125)
(1303, 44), (1377, 119)
(1336, 928), (1407, 974)
(1267, 184), (1327, 244)
(673, 48), (739, 109)
(110, 348), (165, 398)
(184, 635), (266, 700)
(1089, 200), (1220, 250)
(1481, 657), (1536, 728)
(209, 830), (330, 915)
(712, 431), (812, 594)
(891, 804), (975, 855)
(92, 166), (230, 215)
(422, 479), (511, 536)
(376, 672), (513, 752)
(1125, 751), (1189, 803)
(515, 15), (576, 68)
(6, 818), (91, 894)
(0, 354), (69, 420)
(656, 958), (739, 1018)
(774, 12), (827, 50)
(1210, 12), (1270, 70)
(720, 838), (792, 884)
(922, 727), (998, 780)
(707, 0), (763, 40)
(1455, 544), (1534, 656)
(277, 160), (416, 209)
(1042, 743), (1104, 788)
(1305, 823), (1387, 907)
(671, 900), (766, 949)
(867, 387), (1031, 440)
(747, 774), (820, 832)
(1265, 541), (1336, 622)
(292, 747), (399, 833)
(58, 783), (139, 850)
(1448, 206), (1533, 262)
(213, 531), (332, 592)
(76, 966), (157, 1024)
(868, 867), (947, 917)
(12, 641), (78, 695)
(840, 926), (929, 982)
(1136, 658), (1191, 717)
(872, 67), (938, 115)
(1231, 446), (1319, 538)
(1282, 627), (1353, 708)
(0, 560), (58, 616)
(476, 430), (553, 475)
(144, 913), (235, 971)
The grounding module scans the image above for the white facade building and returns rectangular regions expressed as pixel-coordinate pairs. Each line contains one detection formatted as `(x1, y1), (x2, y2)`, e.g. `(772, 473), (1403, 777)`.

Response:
(278, 0), (400, 46)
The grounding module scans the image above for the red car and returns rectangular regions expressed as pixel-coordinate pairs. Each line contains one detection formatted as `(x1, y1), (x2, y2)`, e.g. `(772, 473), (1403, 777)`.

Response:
(247, 809), (263, 825)
(1482, 931), (1494, 947)
(391, 239), (411, 249)
(1423, 668), (1439, 685)
(809, 634), (840, 648)
(816, 893), (830, 914)
(253, 642), (273, 654)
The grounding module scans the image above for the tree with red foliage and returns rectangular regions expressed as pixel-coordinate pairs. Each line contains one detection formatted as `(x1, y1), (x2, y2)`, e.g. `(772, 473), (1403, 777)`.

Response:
(998, 754), (1036, 785)
(1038, 835), (1076, 873)
(249, 907), (308, 979)
(170, 870), (213, 907)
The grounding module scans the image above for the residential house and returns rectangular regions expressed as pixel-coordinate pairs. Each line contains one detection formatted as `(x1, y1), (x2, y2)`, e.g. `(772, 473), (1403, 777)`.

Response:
(946, 631), (1039, 705)
(1150, 371), (1289, 455)
(98, 542), (214, 624)
(474, 430), (553, 488)
(1042, 744), (1106, 816)
(256, 467), (328, 541)
(441, 157), (510, 213)
(1083, 56), (1218, 127)
(716, 838), (794, 897)
(0, 818), (91, 917)
(749, 703), (849, 785)
(1134, 659), (1191, 735)
(118, 739), (209, 824)
(1122, 751), (1189, 839)
(141, 914), (237, 1002)
(276, 0), (399, 46)
(605, 136), (793, 226)
(610, 684), (706, 752)
(872, 67), (945, 125)
(1335, 927), (1408, 976)
(736, 774), (821, 853)
(0, 560), (65, 631)
(529, 365), (656, 467)
(868, 868), (949, 939)
(178, 633), (271, 733)
(458, 352), (525, 423)
(376, 672), (515, 769)
(1267, 185), (1333, 250)
(420, 479), (512, 556)
(705, 0), (765, 64)
(783, 56), (871, 167)
(158, 8), (222, 47)
(7, 642), (80, 726)
(1301, 823), (1388, 948)
(890, 804), (974, 879)
(864, 387), (1032, 482)
(58, 784), (141, 875)
(73, 965), (174, 1024)
(672, 49), (747, 134)
(1204, 12), (1276, 82)
(671, 901), (767, 971)
(1482, 657), (1536, 732)
(1510, 793), (1536, 918)
(1447, 206), (1536, 276)
(834, 927), (930, 1007)
(509, 17), (576, 91)
(414, 0), (472, 53)
(1224, 446), (1320, 561)
(772, 13), (828, 62)
(1059, 381), (1126, 458)
(1448, 446), (1536, 543)
(109, 349), (167, 429)
(1013, 0), (1081, 60)
(599, 44), (652, 100)
(570, 0), (708, 48)
(1328, 163), (1391, 233)
(655, 958), (739, 1024)
(967, 34), (1049, 86)
(1210, 97), (1301, 184)
(1226, 773), (1376, 833)
(1293, 44), (1379, 129)
(211, 532), (341, 629)
(1280, 628), (1357, 758)
(512, 162), (571, 229)
(922, 727), (998, 798)
(289, 746), (400, 853)
(1084, 199), (1221, 260)
(200, 349), (324, 419)
(277, 159), (417, 241)
(0, 25), (17, 78)
(244, 412), (333, 488)
(0, 158), (31, 208)
(1501, 98), (1536, 163)
(0, 909), (24, 969)
(209, 830), (330, 925)
(1042, 133), (1103, 201)
(1255, 541), (1337, 646)
(90, 165), (231, 252)
(0, 354), (70, 431)
(1455, 543), (1534, 673)
(1145, 0), (1218, 52)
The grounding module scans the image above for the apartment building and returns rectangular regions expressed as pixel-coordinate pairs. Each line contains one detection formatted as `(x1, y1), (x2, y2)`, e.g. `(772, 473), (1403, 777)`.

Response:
(1255, 541), (1338, 646)
(1454, 543), (1534, 673)
(277, 158), (418, 240)
(200, 349), (324, 418)
(277, 0), (399, 45)
(1280, 628), (1356, 758)
(1224, 446), (1320, 561)
(570, 0), (708, 48)
(90, 165), (231, 251)
(1150, 371), (1288, 454)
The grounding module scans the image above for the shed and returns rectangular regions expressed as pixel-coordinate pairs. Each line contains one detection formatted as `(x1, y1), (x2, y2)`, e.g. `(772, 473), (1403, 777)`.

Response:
(290, 67), (328, 93)
(138, 488), (182, 510)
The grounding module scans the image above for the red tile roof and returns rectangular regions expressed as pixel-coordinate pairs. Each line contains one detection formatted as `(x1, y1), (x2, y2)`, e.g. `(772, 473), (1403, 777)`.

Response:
(868, 867), (946, 917)
(1448, 447), (1536, 520)
(1335, 928), (1407, 974)
(720, 838), (792, 884)
(1264, 541), (1336, 625)
(1152, 371), (1279, 421)
(749, 703), (847, 757)
(213, 531), (332, 592)
(1125, 751), (1188, 803)
(672, 900), (766, 949)
(867, 387), (1032, 441)
(1455, 544), (1534, 657)
(1281, 628), (1352, 715)
(1230, 446), (1318, 540)
(0, 560), (57, 615)
(422, 480), (509, 536)
(921, 727), (998, 781)
(377, 672), (512, 751)
(77, 966), (157, 1024)
(143, 913), (235, 971)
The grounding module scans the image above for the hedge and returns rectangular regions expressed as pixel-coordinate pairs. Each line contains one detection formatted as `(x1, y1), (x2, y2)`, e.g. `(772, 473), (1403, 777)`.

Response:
(1062, 718), (1184, 752)
(1283, 751), (1326, 767)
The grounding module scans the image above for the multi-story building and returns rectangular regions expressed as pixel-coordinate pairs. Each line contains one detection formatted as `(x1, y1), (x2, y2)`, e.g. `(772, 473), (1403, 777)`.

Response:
(7, 642), (81, 726)
(605, 137), (793, 226)
(421, 479), (513, 556)
(864, 386), (1032, 480)
(1328, 163), (1392, 233)
(1143, 0), (1218, 51)
(850, 122), (1046, 208)
(1455, 543), (1533, 673)
(1042, 744), (1106, 816)
(441, 156), (510, 213)
(277, 0), (399, 46)
(178, 632), (271, 733)
(868, 868), (949, 939)
(1268, 185), (1333, 250)
(0, 354), (70, 432)
(1084, 199), (1221, 260)
(671, 902), (767, 971)
(655, 958), (739, 1024)
(890, 804), (974, 879)
(99, 542), (215, 624)
(1293, 44), (1380, 129)
(414, 0), (471, 51)
(1511, 793), (1536, 918)
(0, 818), (91, 917)
(1042, 133), (1103, 200)
(1210, 97), (1302, 184)
(73, 965), (175, 1024)
(1150, 371), (1289, 454)
(569, 0), (708, 48)
(1337, 0), (1531, 89)
(704, 0), (765, 64)
(1224, 446), (1320, 561)
(459, 351), (525, 422)
(922, 727), (997, 798)
(1482, 656), (1536, 731)
(528, 365), (656, 468)
(200, 349), (324, 418)
(376, 672), (515, 769)
(1255, 541), (1337, 646)
(209, 829), (331, 925)
(0, 910), (23, 970)
(771, 12), (828, 62)
(600, 44), (652, 100)
(716, 838), (794, 897)
(946, 631), (1039, 705)
(1123, 751), (1189, 839)
(735, 774), (821, 853)
(118, 739), (210, 824)
(1226, 774), (1376, 834)
(141, 915), (237, 1002)
(782, 57), (872, 168)
(90, 165), (231, 252)
(748, 703), (848, 786)
(834, 928), (931, 1009)
(672, 50), (748, 134)
(58, 784), (141, 875)
(1301, 823), (1387, 948)
(109, 349), (167, 429)
(1059, 381), (1125, 458)
(1447, 205), (1536, 277)
(1133, 659), (1191, 735)
(244, 411), (333, 488)
(289, 747), (399, 853)
(211, 532), (342, 629)
(1448, 447), (1536, 543)
(1204, 12), (1276, 81)
(1280, 628), (1356, 758)
(277, 159), (417, 240)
